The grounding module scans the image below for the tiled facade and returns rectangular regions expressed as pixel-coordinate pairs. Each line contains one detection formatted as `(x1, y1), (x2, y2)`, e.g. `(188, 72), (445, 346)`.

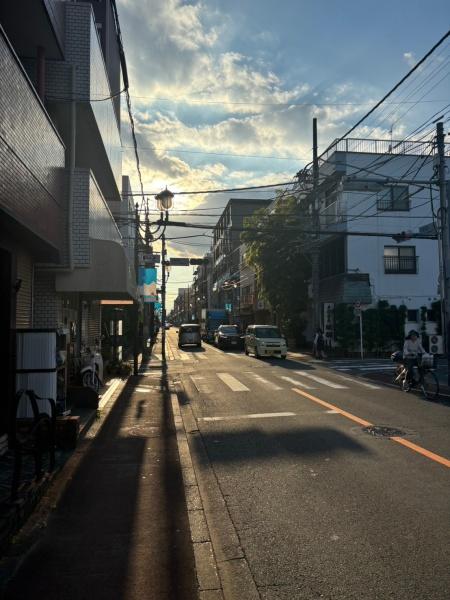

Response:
(0, 25), (66, 258)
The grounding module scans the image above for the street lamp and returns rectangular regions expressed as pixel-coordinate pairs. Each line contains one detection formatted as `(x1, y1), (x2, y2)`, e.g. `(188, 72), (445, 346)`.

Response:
(155, 187), (174, 362)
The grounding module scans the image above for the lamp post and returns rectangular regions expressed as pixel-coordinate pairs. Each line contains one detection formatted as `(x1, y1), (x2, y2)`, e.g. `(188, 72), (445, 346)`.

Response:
(155, 187), (174, 362)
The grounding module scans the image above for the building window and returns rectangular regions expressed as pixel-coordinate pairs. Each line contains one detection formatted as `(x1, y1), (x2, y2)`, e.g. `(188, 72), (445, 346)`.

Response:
(407, 309), (418, 322)
(377, 186), (409, 211)
(384, 246), (417, 274)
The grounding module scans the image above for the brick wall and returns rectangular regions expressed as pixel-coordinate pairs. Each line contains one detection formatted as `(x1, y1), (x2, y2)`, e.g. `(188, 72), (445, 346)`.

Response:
(33, 271), (59, 328)
(72, 168), (91, 266)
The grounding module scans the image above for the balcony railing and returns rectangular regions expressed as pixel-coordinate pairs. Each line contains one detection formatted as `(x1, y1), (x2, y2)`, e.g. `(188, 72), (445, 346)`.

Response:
(384, 256), (418, 274)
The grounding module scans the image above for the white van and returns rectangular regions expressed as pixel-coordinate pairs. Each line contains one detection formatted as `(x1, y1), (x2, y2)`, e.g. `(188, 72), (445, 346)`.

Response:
(244, 325), (287, 359)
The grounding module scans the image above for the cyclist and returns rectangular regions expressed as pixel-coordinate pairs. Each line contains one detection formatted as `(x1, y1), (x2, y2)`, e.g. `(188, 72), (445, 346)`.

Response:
(402, 330), (426, 384)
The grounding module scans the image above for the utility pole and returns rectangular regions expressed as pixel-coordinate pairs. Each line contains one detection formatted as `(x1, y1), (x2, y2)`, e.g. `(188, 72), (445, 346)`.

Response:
(133, 202), (140, 376)
(161, 222), (167, 362)
(311, 118), (321, 334)
(436, 122), (449, 384)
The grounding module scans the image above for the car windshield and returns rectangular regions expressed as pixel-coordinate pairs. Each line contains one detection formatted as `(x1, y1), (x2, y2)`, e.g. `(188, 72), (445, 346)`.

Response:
(181, 325), (200, 333)
(255, 327), (281, 338)
(219, 327), (239, 334)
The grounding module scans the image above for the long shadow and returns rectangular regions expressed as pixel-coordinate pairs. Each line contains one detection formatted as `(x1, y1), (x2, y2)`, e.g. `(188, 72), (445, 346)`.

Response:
(3, 365), (197, 599)
(179, 346), (206, 353)
(192, 426), (370, 467)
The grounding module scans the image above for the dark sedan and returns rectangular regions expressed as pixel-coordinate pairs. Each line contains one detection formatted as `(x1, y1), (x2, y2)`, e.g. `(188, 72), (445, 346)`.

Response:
(214, 325), (243, 350)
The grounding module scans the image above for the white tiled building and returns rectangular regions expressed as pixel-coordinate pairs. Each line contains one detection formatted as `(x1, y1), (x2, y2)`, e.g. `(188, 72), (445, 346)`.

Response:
(309, 138), (449, 344)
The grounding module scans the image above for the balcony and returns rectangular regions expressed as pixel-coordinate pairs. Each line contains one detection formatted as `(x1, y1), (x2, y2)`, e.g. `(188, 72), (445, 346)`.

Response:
(384, 256), (418, 275)
(46, 3), (122, 203)
(55, 170), (136, 299)
(0, 25), (66, 261)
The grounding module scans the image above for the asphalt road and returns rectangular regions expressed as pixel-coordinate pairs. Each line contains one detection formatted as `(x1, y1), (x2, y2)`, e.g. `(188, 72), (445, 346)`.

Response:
(167, 330), (450, 600)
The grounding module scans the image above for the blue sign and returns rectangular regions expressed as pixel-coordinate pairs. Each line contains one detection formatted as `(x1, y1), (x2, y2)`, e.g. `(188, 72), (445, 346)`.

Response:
(138, 267), (157, 302)
(225, 303), (232, 311)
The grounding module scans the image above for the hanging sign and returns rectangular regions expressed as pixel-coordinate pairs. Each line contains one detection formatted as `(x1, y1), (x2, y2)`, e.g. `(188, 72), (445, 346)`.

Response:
(138, 267), (157, 302)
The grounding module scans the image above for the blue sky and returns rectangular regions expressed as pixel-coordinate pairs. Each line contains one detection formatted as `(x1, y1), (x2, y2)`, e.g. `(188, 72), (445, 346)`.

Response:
(117, 0), (449, 308)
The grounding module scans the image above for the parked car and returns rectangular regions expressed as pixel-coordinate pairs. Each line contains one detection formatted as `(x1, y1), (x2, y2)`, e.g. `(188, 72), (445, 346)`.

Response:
(244, 325), (287, 359)
(178, 323), (201, 348)
(214, 325), (243, 349)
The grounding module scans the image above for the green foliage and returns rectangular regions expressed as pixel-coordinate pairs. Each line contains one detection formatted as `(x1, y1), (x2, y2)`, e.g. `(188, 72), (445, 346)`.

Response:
(333, 301), (407, 354)
(334, 304), (358, 351)
(431, 300), (442, 334)
(241, 193), (311, 337)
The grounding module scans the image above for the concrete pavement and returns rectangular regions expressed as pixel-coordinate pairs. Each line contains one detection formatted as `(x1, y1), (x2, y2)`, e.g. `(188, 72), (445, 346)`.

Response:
(1, 347), (198, 600)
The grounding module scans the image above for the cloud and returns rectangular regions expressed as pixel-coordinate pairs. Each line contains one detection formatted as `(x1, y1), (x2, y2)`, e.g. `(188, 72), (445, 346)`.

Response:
(403, 52), (416, 68)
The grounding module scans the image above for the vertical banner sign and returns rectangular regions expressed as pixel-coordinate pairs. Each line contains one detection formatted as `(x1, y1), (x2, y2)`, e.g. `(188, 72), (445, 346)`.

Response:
(138, 267), (157, 303)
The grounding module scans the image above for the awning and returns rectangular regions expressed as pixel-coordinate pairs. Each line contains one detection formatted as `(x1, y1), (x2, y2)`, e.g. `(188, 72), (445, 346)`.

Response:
(55, 239), (137, 300)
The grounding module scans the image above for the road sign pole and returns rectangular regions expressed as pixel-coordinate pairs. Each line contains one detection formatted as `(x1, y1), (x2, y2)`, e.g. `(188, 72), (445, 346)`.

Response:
(359, 311), (364, 360)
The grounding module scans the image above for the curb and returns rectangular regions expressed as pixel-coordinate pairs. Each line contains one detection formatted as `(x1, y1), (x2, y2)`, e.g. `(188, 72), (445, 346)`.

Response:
(170, 393), (224, 600)
(172, 393), (261, 600)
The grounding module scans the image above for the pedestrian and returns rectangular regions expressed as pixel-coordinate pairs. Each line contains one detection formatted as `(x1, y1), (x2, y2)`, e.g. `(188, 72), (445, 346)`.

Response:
(313, 328), (326, 359)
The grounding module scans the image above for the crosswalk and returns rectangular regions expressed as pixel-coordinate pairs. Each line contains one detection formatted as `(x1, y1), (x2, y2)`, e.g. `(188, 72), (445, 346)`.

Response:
(187, 369), (382, 394)
(326, 359), (395, 373)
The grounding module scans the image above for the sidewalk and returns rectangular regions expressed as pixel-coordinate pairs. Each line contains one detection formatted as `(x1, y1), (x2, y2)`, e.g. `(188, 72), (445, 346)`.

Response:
(0, 342), (198, 600)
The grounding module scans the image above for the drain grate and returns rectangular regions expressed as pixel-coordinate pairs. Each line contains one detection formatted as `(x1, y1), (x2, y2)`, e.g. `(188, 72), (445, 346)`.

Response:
(362, 425), (405, 438)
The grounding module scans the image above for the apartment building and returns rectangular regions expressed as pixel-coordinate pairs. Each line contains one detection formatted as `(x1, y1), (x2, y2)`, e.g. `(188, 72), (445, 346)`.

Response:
(212, 198), (271, 322)
(0, 1), (135, 448)
(309, 137), (448, 344)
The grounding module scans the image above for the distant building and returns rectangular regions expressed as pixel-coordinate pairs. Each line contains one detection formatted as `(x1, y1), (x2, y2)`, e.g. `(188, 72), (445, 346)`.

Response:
(212, 198), (271, 323)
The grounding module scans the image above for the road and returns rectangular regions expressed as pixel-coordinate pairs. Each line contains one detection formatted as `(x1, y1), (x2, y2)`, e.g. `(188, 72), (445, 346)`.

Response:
(166, 329), (450, 600)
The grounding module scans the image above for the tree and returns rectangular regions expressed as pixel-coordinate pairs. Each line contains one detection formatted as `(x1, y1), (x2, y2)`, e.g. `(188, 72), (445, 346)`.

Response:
(241, 193), (311, 339)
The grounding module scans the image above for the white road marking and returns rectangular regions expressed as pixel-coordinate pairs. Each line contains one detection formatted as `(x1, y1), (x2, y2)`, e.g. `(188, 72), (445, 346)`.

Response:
(178, 353), (191, 361)
(294, 371), (348, 389)
(217, 372), (250, 392)
(279, 375), (316, 389)
(200, 412), (296, 422)
(196, 354), (208, 360)
(335, 374), (381, 389)
(246, 372), (283, 390)
(135, 386), (153, 393)
(190, 375), (212, 393)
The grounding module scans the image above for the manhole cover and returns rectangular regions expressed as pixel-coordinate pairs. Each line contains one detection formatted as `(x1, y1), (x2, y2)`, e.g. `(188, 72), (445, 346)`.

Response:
(362, 425), (405, 438)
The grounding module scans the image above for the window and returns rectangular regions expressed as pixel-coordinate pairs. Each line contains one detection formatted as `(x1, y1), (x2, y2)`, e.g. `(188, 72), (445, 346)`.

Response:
(407, 309), (418, 322)
(384, 246), (417, 274)
(377, 186), (409, 211)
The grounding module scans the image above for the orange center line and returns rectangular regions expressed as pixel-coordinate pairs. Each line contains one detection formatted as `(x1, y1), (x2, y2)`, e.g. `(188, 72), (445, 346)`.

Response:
(292, 388), (450, 469)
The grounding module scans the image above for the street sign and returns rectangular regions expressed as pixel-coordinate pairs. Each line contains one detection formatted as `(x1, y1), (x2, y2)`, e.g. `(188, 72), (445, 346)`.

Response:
(142, 253), (160, 263)
(169, 258), (190, 266)
(225, 303), (232, 311)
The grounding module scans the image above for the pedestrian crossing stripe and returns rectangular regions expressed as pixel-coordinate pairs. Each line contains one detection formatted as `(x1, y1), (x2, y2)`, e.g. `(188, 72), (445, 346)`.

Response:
(294, 371), (347, 389)
(217, 372), (250, 392)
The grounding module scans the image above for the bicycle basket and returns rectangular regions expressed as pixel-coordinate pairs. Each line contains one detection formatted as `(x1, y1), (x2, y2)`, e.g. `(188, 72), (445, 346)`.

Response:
(390, 351), (403, 363)
(420, 354), (434, 369)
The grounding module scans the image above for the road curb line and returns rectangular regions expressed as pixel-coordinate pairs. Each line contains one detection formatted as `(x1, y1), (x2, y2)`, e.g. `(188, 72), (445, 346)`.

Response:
(171, 394), (224, 599)
(172, 393), (261, 600)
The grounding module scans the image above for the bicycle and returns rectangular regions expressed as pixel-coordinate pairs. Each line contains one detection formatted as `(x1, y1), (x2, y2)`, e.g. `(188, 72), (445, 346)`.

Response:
(393, 353), (439, 401)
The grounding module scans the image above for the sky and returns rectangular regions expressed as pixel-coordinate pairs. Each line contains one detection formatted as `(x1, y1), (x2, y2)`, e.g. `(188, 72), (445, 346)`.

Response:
(116, 0), (450, 310)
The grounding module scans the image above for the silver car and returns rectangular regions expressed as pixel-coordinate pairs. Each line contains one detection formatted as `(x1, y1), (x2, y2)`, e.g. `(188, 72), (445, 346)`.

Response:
(178, 324), (202, 348)
(244, 325), (287, 359)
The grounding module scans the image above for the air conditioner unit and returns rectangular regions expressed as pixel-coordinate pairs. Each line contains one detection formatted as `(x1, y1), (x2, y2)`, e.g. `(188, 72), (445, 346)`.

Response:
(429, 334), (443, 355)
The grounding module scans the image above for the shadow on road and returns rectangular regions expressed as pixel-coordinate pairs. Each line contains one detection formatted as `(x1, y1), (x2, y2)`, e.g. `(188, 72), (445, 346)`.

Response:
(192, 426), (371, 466)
